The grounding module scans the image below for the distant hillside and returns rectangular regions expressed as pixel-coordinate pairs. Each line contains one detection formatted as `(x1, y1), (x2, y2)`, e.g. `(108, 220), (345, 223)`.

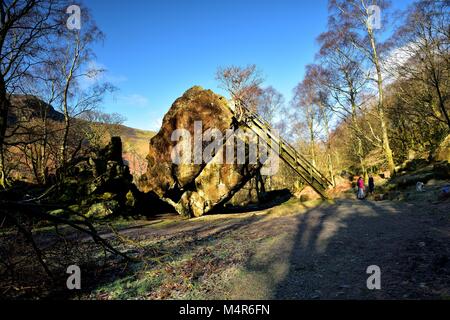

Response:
(8, 95), (65, 123)
(119, 124), (155, 176)
(116, 124), (154, 157)
(8, 94), (155, 177)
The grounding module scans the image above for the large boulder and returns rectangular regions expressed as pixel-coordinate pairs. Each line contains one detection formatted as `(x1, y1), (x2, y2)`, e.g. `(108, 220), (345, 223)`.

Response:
(139, 86), (264, 217)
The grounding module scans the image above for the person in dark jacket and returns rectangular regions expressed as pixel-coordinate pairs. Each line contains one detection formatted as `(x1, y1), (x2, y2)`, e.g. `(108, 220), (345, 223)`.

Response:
(368, 175), (375, 195)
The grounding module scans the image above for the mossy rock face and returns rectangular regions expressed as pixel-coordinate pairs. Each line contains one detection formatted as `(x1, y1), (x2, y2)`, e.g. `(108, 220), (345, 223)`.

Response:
(51, 137), (134, 218)
(48, 209), (66, 217)
(48, 136), (169, 219)
(125, 190), (136, 207)
(98, 192), (115, 201)
(86, 200), (120, 218)
(68, 204), (82, 213)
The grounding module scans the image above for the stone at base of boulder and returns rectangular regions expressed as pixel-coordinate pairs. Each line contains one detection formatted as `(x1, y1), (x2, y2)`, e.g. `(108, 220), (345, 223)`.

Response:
(295, 186), (323, 202)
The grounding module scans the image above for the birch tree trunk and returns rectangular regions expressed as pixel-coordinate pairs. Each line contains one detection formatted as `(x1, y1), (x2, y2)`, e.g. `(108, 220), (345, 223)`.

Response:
(367, 21), (396, 175)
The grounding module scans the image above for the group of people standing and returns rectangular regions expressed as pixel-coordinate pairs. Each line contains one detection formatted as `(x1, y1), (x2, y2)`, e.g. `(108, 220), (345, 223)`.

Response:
(357, 175), (375, 200)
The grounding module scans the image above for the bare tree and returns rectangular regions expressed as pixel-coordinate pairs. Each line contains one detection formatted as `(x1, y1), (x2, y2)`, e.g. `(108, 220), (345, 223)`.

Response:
(255, 86), (284, 190)
(216, 64), (264, 118)
(7, 94), (63, 184)
(0, 0), (63, 187)
(80, 110), (126, 152)
(257, 86), (284, 126)
(328, 0), (396, 174)
(316, 27), (374, 176)
(303, 64), (337, 185)
(292, 76), (322, 167)
(391, 0), (449, 129)
(34, 7), (116, 172)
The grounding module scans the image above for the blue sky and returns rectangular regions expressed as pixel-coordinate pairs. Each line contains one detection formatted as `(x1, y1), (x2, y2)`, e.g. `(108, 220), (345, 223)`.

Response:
(86, 0), (414, 131)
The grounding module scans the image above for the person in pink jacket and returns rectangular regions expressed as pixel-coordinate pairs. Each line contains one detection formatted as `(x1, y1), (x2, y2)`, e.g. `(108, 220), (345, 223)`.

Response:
(357, 177), (365, 200)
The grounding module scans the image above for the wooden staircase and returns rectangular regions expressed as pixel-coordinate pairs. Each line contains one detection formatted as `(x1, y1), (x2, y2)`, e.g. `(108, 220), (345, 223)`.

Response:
(235, 104), (333, 199)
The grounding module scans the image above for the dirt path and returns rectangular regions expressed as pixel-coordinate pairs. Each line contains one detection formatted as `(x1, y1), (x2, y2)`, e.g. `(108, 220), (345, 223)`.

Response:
(94, 198), (449, 299)
(230, 199), (450, 299)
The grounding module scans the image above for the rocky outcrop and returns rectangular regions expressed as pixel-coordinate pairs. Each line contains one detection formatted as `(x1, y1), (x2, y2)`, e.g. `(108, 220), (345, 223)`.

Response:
(53, 137), (135, 218)
(54, 137), (171, 218)
(139, 86), (264, 217)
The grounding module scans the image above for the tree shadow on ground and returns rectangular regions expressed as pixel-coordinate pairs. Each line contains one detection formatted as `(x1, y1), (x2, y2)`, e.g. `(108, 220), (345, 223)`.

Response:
(255, 199), (450, 299)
